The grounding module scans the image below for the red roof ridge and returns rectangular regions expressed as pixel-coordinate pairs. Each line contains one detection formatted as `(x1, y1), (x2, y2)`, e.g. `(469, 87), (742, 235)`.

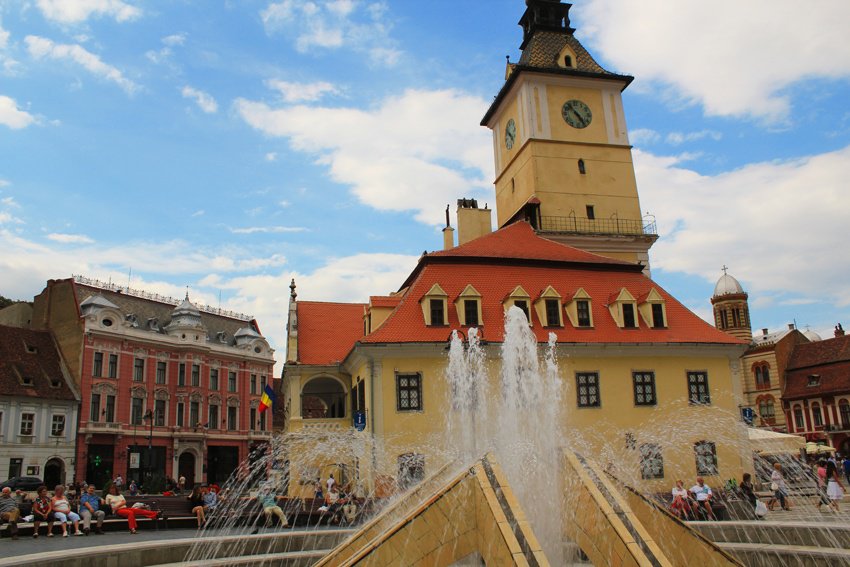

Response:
(298, 300), (367, 307)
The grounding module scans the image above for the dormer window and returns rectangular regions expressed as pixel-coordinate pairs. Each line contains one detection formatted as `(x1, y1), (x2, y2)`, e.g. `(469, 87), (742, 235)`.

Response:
(534, 286), (563, 328)
(565, 288), (593, 328)
(420, 283), (448, 326)
(504, 286), (532, 325)
(24, 343), (37, 354)
(558, 45), (577, 69)
(609, 288), (639, 329)
(638, 289), (667, 329)
(564, 55), (573, 67)
(808, 374), (821, 387)
(455, 285), (483, 327)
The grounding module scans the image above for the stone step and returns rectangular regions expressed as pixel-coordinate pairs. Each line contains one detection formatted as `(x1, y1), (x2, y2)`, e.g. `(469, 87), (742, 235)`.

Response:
(690, 520), (850, 549)
(718, 541), (850, 567)
(153, 549), (332, 567)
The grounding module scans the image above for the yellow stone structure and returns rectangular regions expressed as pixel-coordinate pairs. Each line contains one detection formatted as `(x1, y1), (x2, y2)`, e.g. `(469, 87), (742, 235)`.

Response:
(480, 0), (657, 270)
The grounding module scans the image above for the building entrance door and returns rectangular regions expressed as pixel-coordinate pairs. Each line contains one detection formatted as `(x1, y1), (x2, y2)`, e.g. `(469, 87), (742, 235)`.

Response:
(44, 458), (64, 487)
(178, 452), (195, 489)
(207, 446), (239, 485)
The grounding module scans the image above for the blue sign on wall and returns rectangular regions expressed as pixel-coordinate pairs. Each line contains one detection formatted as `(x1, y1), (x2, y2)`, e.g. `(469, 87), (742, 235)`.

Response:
(354, 411), (366, 431)
(741, 407), (755, 425)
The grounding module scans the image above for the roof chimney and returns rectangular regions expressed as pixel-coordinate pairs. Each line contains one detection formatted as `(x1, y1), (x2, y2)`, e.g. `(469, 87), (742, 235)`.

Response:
(788, 323), (795, 330)
(456, 198), (493, 245)
(442, 204), (455, 250)
(762, 328), (768, 336)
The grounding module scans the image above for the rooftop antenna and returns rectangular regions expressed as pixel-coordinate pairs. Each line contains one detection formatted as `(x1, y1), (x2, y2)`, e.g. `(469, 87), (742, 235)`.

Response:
(218, 290), (222, 309)
(445, 204), (450, 228)
(127, 267), (132, 290)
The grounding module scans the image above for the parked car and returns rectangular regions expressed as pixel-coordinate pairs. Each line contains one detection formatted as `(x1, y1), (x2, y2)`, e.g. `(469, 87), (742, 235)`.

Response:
(0, 476), (44, 491)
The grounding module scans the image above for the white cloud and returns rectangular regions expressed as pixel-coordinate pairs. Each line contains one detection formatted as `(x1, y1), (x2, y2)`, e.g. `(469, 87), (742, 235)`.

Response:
(580, 0), (850, 122)
(665, 130), (722, 145)
(191, 209), (205, 217)
(162, 33), (186, 46)
(181, 86), (218, 113)
(635, 144), (850, 306)
(0, 179), (10, 187)
(234, 88), (493, 224)
(0, 212), (24, 225)
(229, 226), (307, 234)
(266, 79), (340, 103)
(278, 199), (290, 207)
(629, 128), (660, 146)
(261, 0), (402, 66)
(25, 35), (139, 94)
(35, 0), (141, 24)
(47, 232), (94, 244)
(265, 152), (278, 162)
(1, 196), (20, 208)
(0, 95), (36, 129)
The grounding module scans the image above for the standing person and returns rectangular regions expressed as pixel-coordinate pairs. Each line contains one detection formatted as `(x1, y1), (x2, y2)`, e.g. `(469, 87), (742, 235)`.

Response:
(843, 457), (850, 485)
(826, 461), (846, 512)
(188, 486), (206, 528)
(670, 480), (691, 520)
(128, 480), (139, 496)
(105, 485), (158, 534)
(739, 473), (757, 507)
(326, 474), (335, 494)
(768, 462), (791, 511)
(816, 460), (830, 511)
(314, 478), (323, 501)
(689, 477), (715, 520)
(0, 487), (20, 540)
(178, 475), (186, 494)
(113, 475), (124, 491)
(80, 485), (106, 535)
(31, 486), (55, 538)
(51, 485), (83, 537)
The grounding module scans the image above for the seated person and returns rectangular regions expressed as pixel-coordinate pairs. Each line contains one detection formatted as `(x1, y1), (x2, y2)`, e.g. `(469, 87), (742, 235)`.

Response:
(188, 486), (207, 528)
(80, 484), (106, 535)
(31, 486), (55, 538)
(0, 487), (20, 540)
(51, 485), (83, 537)
(251, 487), (289, 533)
(670, 480), (691, 520)
(689, 477), (716, 520)
(105, 485), (158, 534)
(739, 473), (757, 506)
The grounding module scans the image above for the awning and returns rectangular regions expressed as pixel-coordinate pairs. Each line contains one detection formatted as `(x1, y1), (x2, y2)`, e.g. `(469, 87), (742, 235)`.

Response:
(749, 427), (806, 455)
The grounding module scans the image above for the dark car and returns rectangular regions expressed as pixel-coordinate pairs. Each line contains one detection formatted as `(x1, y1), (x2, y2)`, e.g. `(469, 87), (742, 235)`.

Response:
(0, 476), (44, 491)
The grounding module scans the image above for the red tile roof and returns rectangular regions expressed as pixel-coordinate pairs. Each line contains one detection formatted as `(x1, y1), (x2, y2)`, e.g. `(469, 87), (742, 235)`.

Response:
(369, 296), (402, 309)
(296, 302), (365, 365)
(428, 221), (633, 266)
(783, 335), (850, 400)
(0, 325), (77, 401)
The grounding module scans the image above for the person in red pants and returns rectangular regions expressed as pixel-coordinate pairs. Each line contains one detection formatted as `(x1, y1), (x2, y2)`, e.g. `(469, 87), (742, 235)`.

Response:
(104, 485), (159, 534)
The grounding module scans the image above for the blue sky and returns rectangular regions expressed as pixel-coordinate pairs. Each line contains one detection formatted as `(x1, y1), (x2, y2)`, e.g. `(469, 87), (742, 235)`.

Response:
(2, 0), (850, 356)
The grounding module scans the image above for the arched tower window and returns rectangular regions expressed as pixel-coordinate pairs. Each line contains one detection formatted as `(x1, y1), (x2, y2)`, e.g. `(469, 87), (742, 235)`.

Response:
(754, 363), (771, 390)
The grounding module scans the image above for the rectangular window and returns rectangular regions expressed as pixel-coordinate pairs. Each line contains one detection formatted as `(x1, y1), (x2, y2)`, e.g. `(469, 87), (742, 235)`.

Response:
(250, 407), (257, 431)
(108, 354), (118, 378)
(622, 303), (637, 328)
(813, 405), (823, 427)
(190, 401), (200, 427)
(210, 369), (219, 390)
(90, 393), (101, 422)
(633, 372), (656, 406)
(133, 358), (145, 382)
(732, 308), (740, 327)
(131, 398), (144, 425)
(687, 372), (711, 405)
(651, 303), (665, 328)
(841, 403), (850, 429)
(228, 371), (237, 393)
(259, 411), (266, 431)
(719, 310), (728, 330)
(261, 375), (267, 391)
(93, 352), (103, 377)
(464, 299), (479, 327)
(176, 402), (185, 428)
(191, 364), (200, 387)
(576, 300), (591, 327)
(793, 407), (804, 430)
(227, 406), (237, 431)
(178, 363), (186, 386)
(640, 444), (664, 479)
(156, 361), (166, 384)
(397, 373), (423, 411)
(514, 300), (530, 322)
(545, 299), (561, 327)
(429, 299), (445, 326)
(154, 399), (166, 426)
(585, 205), (595, 220)
(208, 405), (219, 429)
(576, 372), (600, 408)
(51, 415), (66, 437)
(250, 374), (258, 395)
(19, 412), (34, 436)
(104, 395), (115, 423)
(694, 441), (718, 476)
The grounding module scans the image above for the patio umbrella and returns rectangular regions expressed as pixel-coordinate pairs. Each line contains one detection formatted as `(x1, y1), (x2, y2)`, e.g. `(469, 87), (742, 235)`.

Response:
(806, 441), (837, 454)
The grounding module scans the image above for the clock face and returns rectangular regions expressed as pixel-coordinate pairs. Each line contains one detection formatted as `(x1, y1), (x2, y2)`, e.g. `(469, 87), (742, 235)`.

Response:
(505, 118), (516, 150)
(562, 99), (592, 129)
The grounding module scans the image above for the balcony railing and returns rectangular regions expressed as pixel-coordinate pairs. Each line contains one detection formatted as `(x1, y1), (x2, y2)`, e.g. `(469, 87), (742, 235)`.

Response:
(539, 216), (657, 237)
(85, 422), (122, 432)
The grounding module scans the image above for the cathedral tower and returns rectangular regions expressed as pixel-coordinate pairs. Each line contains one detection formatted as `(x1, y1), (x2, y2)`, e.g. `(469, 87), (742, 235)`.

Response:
(481, 0), (656, 270)
(711, 268), (753, 342)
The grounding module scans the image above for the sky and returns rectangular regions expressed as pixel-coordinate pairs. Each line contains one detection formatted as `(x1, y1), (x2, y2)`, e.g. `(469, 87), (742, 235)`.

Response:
(2, 0), (850, 364)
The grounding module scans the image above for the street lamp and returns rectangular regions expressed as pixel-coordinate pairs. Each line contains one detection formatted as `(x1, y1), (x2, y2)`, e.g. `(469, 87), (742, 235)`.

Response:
(143, 409), (154, 480)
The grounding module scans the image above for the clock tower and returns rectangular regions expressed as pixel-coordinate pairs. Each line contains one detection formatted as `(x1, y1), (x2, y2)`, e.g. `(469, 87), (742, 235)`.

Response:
(482, 0), (656, 270)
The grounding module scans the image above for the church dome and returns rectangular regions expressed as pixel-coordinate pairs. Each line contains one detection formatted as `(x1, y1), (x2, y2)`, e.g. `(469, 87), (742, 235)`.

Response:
(713, 273), (745, 297)
(166, 293), (204, 331)
(804, 330), (823, 342)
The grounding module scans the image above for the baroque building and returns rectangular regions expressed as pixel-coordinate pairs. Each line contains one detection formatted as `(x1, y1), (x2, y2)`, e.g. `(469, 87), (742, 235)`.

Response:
(30, 277), (275, 488)
(0, 325), (80, 487)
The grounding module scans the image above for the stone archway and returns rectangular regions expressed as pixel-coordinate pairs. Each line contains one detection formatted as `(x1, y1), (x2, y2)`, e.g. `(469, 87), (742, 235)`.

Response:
(301, 376), (346, 419)
(178, 452), (196, 489)
(44, 457), (65, 488)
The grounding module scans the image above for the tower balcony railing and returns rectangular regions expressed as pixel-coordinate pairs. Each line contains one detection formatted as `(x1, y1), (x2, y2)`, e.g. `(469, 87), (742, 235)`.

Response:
(538, 215), (657, 237)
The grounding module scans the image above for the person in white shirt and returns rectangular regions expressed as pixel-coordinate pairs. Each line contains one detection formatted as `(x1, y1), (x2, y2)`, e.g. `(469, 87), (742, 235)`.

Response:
(670, 480), (691, 519)
(326, 474), (335, 493)
(689, 477), (715, 520)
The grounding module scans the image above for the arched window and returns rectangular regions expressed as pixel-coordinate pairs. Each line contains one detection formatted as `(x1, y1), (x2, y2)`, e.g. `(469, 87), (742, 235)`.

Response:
(301, 377), (346, 419)
(758, 396), (775, 425)
(793, 405), (805, 430)
(754, 363), (771, 390)
(812, 402), (823, 427)
(840, 399), (850, 429)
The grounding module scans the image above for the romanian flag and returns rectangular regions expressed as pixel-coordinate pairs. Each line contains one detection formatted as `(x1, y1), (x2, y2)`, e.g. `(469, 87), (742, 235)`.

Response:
(259, 384), (276, 413)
